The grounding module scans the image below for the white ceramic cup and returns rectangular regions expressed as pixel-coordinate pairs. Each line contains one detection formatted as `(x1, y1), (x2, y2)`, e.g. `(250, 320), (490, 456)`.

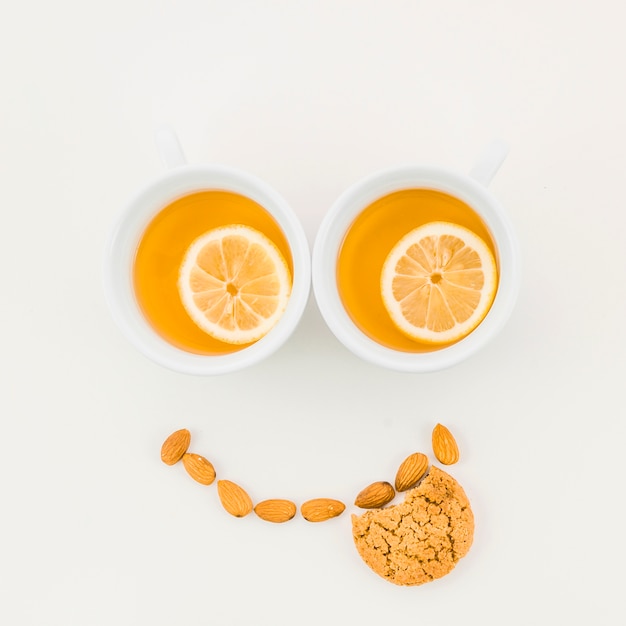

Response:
(312, 140), (521, 373)
(103, 126), (311, 375)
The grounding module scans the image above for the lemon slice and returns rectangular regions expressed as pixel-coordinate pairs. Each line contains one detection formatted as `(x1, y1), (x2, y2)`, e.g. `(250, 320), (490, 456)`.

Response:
(380, 221), (497, 344)
(178, 225), (291, 345)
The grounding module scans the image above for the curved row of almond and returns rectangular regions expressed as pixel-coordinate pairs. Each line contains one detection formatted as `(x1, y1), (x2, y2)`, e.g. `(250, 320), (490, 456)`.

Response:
(160, 422), (460, 520)
(160, 428), (345, 523)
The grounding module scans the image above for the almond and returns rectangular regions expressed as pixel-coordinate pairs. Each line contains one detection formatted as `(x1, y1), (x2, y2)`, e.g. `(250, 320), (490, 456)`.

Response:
(254, 499), (297, 523)
(217, 480), (253, 518)
(354, 481), (395, 509)
(301, 498), (346, 522)
(160, 428), (191, 466)
(394, 452), (429, 491)
(182, 453), (216, 485)
(432, 423), (460, 465)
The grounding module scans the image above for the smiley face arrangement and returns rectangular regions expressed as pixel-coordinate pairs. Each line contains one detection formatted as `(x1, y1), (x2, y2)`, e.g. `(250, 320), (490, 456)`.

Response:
(160, 422), (473, 586)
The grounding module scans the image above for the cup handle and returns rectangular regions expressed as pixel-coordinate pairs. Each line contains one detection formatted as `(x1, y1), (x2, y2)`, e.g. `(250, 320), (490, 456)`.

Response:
(154, 124), (187, 169)
(469, 139), (509, 187)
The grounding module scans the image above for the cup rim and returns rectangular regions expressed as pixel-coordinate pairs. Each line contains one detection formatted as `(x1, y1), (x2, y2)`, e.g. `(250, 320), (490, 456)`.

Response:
(103, 163), (311, 375)
(311, 164), (521, 372)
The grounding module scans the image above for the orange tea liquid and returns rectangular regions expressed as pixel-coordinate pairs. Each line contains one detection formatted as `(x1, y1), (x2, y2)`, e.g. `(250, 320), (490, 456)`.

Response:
(133, 190), (293, 355)
(337, 188), (499, 352)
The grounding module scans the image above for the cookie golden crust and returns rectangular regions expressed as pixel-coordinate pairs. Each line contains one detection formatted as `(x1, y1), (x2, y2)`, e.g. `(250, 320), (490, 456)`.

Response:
(351, 466), (474, 586)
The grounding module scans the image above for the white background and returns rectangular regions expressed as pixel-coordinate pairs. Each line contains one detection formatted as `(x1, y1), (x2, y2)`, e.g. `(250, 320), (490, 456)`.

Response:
(1, 1), (625, 624)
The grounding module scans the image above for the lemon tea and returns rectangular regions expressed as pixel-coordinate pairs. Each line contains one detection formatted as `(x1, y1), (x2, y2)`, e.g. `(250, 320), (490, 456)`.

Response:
(336, 188), (499, 352)
(133, 190), (293, 355)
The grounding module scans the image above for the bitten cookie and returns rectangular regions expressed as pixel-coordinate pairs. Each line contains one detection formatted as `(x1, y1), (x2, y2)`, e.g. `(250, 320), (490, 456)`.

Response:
(351, 466), (474, 586)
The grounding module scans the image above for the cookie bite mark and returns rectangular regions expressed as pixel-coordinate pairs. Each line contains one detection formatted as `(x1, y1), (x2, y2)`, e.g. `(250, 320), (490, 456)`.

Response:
(351, 466), (474, 586)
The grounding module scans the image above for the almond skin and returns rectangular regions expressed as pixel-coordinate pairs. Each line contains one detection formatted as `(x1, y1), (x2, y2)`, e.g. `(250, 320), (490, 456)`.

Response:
(160, 429), (191, 466)
(217, 480), (253, 518)
(301, 498), (346, 522)
(354, 481), (395, 509)
(182, 453), (216, 485)
(432, 423), (460, 465)
(395, 452), (429, 491)
(254, 499), (297, 523)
